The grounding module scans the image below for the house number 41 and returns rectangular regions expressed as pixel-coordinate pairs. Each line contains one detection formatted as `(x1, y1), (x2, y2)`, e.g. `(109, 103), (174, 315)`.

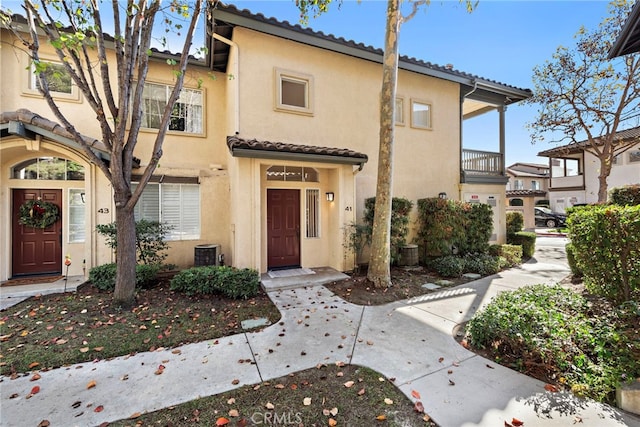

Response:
(344, 206), (352, 211)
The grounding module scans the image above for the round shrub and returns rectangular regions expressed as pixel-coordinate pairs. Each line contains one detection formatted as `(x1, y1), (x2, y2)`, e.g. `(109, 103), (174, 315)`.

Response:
(170, 265), (260, 299)
(507, 231), (536, 258)
(88, 263), (160, 291)
(428, 255), (465, 277)
(506, 211), (524, 235)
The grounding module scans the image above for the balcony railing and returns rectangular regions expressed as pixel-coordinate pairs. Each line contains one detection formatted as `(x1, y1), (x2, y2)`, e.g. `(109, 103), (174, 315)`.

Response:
(461, 149), (506, 184)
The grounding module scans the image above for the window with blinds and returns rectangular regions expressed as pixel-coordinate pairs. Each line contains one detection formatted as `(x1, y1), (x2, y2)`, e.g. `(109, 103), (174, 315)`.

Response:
(306, 189), (320, 238)
(133, 182), (200, 240)
(68, 189), (85, 243)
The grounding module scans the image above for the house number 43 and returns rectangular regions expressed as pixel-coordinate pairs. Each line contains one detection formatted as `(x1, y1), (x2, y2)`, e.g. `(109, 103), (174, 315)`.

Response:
(98, 208), (110, 214)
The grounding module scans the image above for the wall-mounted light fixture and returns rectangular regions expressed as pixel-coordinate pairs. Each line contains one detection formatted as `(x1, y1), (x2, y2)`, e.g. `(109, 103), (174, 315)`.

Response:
(326, 192), (335, 202)
(438, 192), (447, 199)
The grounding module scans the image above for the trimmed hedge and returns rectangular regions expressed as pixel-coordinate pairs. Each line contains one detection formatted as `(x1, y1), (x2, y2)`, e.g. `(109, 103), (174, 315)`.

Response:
(507, 231), (536, 258)
(363, 197), (413, 265)
(609, 184), (640, 206)
(170, 265), (260, 299)
(489, 244), (523, 268)
(567, 204), (639, 303)
(565, 242), (583, 277)
(417, 198), (493, 257)
(89, 263), (160, 291)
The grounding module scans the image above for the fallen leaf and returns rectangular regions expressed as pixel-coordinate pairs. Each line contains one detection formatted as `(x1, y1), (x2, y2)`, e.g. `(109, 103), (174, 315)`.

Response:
(265, 402), (275, 410)
(449, 379), (456, 386)
(216, 417), (230, 426)
(172, 349), (182, 355)
(227, 398), (236, 404)
(93, 347), (104, 352)
(290, 384), (298, 390)
(274, 384), (285, 389)
(28, 362), (40, 369)
(79, 347), (90, 353)
(411, 389), (421, 399)
(438, 357), (444, 363)
(231, 379), (240, 385)
(423, 414), (431, 422)
(511, 418), (524, 426)
(366, 340), (374, 345)
(328, 418), (337, 426)
(37, 421), (50, 427)
(94, 405), (104, 413)
(154, 364), (165, 375)
(30, 373), (41, 381)
(330, 407), (338, 416)
(505, 422), (513, 427)
(87, 380), (97, 389)
(129, 412), (141, 419)
(376, 415), (387, 421)
(544, 384), (559, 392)
(71, 401), (82, 409)
(9, 393), (19, 399)
(344, 380), (355, 388)
(414, 401), (425, 413)
(384, 398), (393, 405)
(357, 388), (365, 396)
(486, 364), (495, 369)
(228, 409), (239, 417)
(573, 416), (583, 424)
(30, 385), (41, 395)
(303, 397), (312, 406)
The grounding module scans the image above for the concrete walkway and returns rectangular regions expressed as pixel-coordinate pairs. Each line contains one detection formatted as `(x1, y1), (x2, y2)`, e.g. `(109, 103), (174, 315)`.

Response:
(1, 237), (639, 427)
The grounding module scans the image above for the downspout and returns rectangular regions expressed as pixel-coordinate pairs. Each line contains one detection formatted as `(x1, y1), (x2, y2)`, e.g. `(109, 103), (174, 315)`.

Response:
(212, 33), (240, 135)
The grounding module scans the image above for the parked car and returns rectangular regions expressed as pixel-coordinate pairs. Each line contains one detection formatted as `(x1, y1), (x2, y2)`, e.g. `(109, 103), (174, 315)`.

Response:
(534, 207), (567, 228)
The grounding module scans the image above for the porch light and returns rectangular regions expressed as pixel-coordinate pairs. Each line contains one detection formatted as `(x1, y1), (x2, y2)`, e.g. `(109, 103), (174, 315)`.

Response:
(326, 192), (335, 202)
(438, 192), (447, 199)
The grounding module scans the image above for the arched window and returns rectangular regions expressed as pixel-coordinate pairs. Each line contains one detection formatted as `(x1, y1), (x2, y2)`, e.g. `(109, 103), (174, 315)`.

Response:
(510, 198), (524, 207)
(11, 157), (84, 180)
(266, 166), (318, 182)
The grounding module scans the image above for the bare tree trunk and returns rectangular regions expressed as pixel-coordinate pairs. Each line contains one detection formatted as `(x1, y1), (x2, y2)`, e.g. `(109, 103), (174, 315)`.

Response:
(597, 158), (611, 203)
(113, 205), (137, 305)
(367, 0), (400, 289)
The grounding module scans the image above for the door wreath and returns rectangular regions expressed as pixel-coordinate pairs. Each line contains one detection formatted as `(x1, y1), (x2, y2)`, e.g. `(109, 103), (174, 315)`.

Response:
(18, 199), (60, 229)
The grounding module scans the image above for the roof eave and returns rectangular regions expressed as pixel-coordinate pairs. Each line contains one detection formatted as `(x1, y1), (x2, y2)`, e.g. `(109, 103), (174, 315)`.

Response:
(608, 2), (640, 58)
(229, 147), (367, 166)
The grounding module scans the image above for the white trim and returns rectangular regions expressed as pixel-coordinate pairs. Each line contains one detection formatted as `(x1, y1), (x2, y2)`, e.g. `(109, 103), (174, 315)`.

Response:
(274, 68), (314, 116)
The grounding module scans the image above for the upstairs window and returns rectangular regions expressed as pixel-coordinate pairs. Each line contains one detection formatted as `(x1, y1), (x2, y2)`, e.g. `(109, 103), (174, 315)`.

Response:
(25, 58), (79, 101)
(275, 68), (314, 115)
(629, 150), (640, 163)
(140, 83), (203, 134)
(531, 180), (540, 191)
(514, 179), (524, 190)
(411, 99), (432, 129)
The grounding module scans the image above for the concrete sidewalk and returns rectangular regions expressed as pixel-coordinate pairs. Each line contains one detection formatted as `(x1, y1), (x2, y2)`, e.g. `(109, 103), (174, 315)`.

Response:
(1, 237), (639, 426)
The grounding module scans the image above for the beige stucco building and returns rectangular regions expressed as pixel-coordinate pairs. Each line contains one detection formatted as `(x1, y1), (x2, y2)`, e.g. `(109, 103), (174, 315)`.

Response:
(0, 4), (531, 282)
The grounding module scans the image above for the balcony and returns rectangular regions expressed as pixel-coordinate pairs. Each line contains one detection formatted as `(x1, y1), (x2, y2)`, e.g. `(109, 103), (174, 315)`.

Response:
(461, 149), (507, 184)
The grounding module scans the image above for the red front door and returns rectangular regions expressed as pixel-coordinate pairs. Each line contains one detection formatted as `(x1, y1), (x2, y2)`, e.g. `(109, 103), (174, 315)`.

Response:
(267, 189), (301, 269)
(11, 189), (63, 277)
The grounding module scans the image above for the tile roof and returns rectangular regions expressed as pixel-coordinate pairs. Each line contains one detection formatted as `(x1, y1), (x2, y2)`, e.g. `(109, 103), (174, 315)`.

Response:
(227, 136), (368, 165)
(538, 125), (640, 157)
(212, 3), (532, 103)
(609, 1), (640, 58)
(0, 109), (107, 153)
(507, 189), (547, 198)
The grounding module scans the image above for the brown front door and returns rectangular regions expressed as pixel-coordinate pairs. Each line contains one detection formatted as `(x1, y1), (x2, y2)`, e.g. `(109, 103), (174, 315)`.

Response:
(12, 189), (63, 277)
(267, 189), (300, 269)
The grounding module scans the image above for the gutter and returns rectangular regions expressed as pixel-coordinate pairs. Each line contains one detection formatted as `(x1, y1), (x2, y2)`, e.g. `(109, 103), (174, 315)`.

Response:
(230, 147), (367, 168)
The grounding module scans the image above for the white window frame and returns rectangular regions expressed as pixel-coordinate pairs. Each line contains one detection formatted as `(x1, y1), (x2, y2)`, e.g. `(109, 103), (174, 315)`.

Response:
(629, 150), (640, 163)
(395, 97), (405, 125)
(514, 179), (524, 190)
(305, 188), (320, 239)
(68, 188), (86, 243)
(139, 82), (204, 135)
(132, 182), (201, 241)
(411, 99), (432, 130)
(274, 68), (314, 116)
(24, 57), (80, 102)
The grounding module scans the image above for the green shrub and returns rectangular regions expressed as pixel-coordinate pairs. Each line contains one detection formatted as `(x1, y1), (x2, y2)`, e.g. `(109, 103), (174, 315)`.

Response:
(96, 219), (172, 265)
(567, 204), (640, 303)
(609, 184), (640, 206)
(88, 263), (160, 291)
(466, 284), (640, 404)
(170, 266), (260, 299)
(565, 242), (582, 277)
(489, 244), (523, 268)
(507, 231), (536, 258)
(363, 197), (413, 265)
(417, 198), (493, 257)
(88, 263), (117, 291)
(506, 211), (523, 235)
(428, 256), (465, 277)
(463, 253), (502, 276)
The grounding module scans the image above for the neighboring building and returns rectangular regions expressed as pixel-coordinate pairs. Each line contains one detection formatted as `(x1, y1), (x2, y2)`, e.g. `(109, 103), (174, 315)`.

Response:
(609, 1), (640, 58)
(505, 162), (549, 229)
(537, 126), (640, 213)
(0, 4), (531, 281)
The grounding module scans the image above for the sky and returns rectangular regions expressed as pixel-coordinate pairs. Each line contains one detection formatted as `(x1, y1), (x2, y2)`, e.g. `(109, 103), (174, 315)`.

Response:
(224, 0), (616, 166)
